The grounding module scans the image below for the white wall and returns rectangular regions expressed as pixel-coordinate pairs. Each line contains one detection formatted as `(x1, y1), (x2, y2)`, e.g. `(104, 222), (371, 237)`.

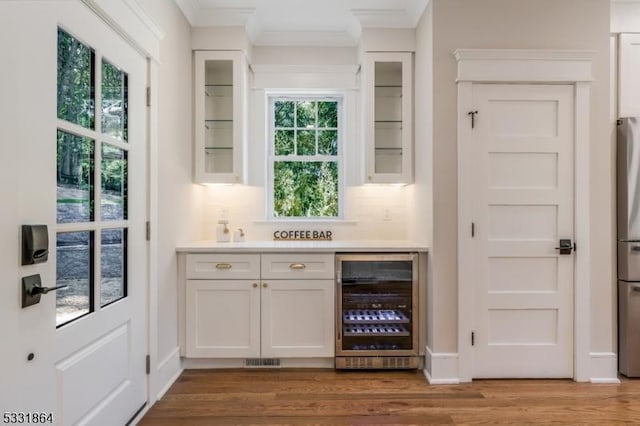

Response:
(424, 0), (612, 363)
(136, 0), (202, 399)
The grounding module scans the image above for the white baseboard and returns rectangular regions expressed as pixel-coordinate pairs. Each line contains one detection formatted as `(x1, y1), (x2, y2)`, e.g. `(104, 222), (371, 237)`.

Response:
(182, 357), (334, 369)
(589, 352), (620, 384)
(155, 347), (183, 400)
(424, 346), (460, 384)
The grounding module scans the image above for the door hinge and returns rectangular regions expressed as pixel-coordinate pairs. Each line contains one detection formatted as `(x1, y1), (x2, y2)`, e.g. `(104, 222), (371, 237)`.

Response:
(471, 222), (475, 238)
(468, 110), (479, 129)
(146, 221), (151, 241)
(146, 355), (150, 375)
(146, 87), (151, 107)
(471, 331), (475, 346)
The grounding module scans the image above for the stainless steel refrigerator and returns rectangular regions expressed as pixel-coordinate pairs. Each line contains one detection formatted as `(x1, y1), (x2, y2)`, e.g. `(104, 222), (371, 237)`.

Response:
(617, 117), (640, 377)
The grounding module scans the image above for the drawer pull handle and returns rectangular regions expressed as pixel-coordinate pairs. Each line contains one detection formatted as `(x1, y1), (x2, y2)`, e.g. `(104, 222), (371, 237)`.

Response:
(289, 263), (306, 270)
(215, 263), (232, 270)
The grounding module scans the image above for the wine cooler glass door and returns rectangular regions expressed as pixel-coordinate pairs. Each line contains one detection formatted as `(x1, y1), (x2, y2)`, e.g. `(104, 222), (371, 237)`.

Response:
(337, 255), (418, 357)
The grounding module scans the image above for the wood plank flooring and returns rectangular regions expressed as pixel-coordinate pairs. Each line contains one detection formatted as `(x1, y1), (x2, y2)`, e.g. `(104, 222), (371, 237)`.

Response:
(139, 369), (640, 425)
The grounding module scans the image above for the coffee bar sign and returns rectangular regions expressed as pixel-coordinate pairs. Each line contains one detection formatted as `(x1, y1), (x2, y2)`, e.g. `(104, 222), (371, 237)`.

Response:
(273, 229), (333, 241)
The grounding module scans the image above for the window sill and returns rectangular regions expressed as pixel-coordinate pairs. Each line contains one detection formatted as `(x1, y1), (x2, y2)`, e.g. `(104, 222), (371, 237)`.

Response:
(253, 219), (358, 225)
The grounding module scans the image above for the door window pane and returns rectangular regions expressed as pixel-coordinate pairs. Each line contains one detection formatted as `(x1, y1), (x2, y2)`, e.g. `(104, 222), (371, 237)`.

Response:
(101, 144), (127, 221)
(57, 130), (94, 224)
(56, 231), (94, 326)
(101, 228), (127, 306)
(57, 28), (95, 129)
(101, 59), (128, 141)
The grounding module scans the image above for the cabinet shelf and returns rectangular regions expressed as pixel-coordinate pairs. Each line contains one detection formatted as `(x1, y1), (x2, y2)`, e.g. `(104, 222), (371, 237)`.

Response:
(205, 85), (233, 98)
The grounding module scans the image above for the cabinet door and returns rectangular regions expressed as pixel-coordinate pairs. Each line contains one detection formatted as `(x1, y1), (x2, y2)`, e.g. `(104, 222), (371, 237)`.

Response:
(363, 52), (413, 184)
(194, 50), (247, 183)
(260, 280), (335, 358)
(186, 279), (260, 358)
(619, 34), (640, 118)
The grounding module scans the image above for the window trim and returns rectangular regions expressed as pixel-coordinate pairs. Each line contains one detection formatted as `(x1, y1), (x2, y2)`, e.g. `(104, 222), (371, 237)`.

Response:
(266, 93), (345, 221)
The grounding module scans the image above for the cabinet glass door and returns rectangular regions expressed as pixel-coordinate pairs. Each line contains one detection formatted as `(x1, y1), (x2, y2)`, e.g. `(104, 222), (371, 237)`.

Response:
(364, 52), (412, 184)
(194, 50), (245, 184)
(374, 62), (403, 174)
(204, 60), (233, 174)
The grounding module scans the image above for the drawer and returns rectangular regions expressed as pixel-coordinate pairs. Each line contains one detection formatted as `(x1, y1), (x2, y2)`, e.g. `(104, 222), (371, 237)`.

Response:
(186, 254), (260, 279)
(261, 253), (334, 280)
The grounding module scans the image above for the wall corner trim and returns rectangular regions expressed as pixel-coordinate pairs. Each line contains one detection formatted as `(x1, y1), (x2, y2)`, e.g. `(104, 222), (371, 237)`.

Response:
(424, 346), (461, 384)
(589, 352), (620, 384)
(154, 347), (183, 401)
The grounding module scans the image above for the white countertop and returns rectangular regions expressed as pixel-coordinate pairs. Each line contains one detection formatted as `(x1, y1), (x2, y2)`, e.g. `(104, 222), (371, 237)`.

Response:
(176, 240), (428, 253)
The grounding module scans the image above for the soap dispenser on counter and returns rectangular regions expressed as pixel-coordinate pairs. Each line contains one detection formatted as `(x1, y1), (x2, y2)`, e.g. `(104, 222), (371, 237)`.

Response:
(216, 219), (231, 242)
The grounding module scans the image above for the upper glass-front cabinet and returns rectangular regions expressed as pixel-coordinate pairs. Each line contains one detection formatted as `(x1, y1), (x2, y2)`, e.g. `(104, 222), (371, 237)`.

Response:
(194, 50), (247, 184)
(363, 52), (413, 184)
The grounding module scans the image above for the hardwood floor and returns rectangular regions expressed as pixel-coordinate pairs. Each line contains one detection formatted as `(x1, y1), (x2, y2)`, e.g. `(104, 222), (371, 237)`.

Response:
(140, 369), (640, 425)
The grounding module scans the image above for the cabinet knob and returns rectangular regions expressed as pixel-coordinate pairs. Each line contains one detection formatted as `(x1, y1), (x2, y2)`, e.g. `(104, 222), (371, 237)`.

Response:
(262, 283), (268, 288)
(252, 283), (258, 288)
(289, 263), (306, 270)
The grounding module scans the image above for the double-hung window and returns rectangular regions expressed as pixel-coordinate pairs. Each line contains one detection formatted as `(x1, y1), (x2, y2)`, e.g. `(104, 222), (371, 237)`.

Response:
(268, 96), (343, 219)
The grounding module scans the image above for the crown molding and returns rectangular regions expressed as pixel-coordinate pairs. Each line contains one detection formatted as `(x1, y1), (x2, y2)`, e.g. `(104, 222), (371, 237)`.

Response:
(173, 0), (428, 46)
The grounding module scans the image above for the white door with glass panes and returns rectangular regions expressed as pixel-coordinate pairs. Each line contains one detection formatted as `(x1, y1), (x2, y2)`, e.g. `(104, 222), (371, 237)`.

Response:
(0, 2), (148, 424)
(468, 84), (575, 378)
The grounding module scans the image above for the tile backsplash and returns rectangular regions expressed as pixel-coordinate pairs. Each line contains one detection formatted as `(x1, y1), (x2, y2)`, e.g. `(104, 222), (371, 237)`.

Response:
(201, 184), (409, 241)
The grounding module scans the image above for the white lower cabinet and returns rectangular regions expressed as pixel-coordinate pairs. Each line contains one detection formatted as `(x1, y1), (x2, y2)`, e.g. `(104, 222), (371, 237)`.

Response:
(261, 279), (334, 357)
(186, 279), (261, 358)
(185, 253), (335, 359)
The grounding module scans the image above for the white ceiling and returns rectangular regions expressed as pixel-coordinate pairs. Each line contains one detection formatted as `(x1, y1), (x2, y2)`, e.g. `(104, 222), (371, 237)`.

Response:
(173, 0), (430, 46)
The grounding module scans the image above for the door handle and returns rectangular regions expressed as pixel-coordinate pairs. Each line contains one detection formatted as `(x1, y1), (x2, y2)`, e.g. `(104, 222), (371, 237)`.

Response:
(555, 239), (574, 255)
(30, 284), (67, 295)
(632, 285), (640, 292)
(631, 246), (640, 252)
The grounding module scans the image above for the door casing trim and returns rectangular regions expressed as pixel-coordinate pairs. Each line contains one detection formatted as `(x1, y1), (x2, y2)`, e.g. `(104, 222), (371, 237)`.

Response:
(455, 49), (595, 382)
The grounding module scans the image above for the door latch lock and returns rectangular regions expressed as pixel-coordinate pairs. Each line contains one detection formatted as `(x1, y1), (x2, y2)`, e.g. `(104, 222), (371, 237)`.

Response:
(555, 239), (574, 255)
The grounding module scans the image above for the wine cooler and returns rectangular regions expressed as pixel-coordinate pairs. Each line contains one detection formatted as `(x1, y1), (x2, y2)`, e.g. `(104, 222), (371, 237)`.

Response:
(335, 253), (419, 369)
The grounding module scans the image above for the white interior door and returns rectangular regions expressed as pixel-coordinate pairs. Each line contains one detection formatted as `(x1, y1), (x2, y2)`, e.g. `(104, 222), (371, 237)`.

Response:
(0, 2), (147, 424)
(470, 84), (575, 378)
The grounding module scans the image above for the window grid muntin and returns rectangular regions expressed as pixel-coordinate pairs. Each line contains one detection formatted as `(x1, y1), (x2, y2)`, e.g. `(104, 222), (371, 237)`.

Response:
(56, 27), (130, 327)
(268, 95), (343, 220)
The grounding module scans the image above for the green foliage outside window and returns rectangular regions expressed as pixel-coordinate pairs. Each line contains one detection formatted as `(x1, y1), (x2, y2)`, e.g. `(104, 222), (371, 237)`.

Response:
(272, 99), (340, 218)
